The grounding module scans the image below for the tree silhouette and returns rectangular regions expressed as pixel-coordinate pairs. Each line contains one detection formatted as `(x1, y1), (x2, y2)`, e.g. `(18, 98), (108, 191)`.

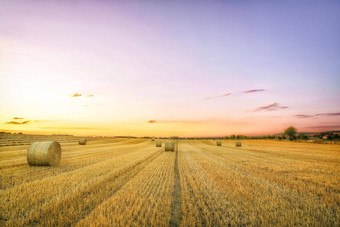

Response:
(285, 126), (297, 140)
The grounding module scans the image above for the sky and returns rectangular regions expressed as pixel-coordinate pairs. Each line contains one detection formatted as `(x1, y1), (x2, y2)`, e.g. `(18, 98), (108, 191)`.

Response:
(0, 0), (340, 137)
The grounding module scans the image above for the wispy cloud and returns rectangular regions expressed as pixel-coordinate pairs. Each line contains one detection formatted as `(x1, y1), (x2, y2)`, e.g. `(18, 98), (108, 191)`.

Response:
(68, 93), (94, 98)
(147, 119), (232, 125)
(204, 92), (231, 100)
(294, 114), (314, 119)
(243, 89), (266, 94)
(253, 102), (288, 112)
(6, 118), (52, 125)
(218, 93), (231, 97)
(5, 120), (30, 125)
(205, 88), (265, 100)
(315, 112), (340, 117)
(294, 112), (340, 119)
(70, 93), (82, 97)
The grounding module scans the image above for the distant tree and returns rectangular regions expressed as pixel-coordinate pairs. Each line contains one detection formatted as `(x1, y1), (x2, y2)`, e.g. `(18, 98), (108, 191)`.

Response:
(230, 135), (236, 139)
(267, 135), (274, 139)
(285, 126), (297, 140)
(301, 133), (308, 140)
(297, 133), (308, 140)
(327, 135), (334, 140)
(319, 132), (326, 139)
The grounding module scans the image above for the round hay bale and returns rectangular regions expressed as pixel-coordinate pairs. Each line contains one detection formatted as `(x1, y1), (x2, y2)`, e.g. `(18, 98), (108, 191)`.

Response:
(235, 141), (242, 147)
(27, 141), (61, 166)
(165, 141), (175, 152)
(79, 138), (87, 145)
(156, 141), (162, 147)
(151, 136), (155, 141)
(216, 141), (222, 146)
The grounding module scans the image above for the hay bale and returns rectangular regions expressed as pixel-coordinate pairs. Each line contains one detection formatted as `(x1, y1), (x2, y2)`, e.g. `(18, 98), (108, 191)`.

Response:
(235, 141), (242, 147)
(27, 141), (61, 166)
(216, 141), (222, 146)
(165, 141), (175, 152)
(156, 141), (162, 147)
(151, 136), (155, 141)
(79, 138), (87, 145)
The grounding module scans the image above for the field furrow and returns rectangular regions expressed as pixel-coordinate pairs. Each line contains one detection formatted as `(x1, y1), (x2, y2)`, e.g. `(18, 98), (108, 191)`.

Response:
(195, 141), (340, 202)
(1, 138), (339, 226)
(0, 140), (152, 189)
(76, 152), (175, 226)
(179, 142), (234, 226)
(22, 148), (163, 226)
(184, 142), (340, 225)
(0, 144), (162, 226)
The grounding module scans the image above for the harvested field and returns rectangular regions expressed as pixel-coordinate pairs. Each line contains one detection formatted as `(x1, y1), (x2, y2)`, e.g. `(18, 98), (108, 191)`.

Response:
(0, 138), (339, 226)
(0, 134), (105, 147)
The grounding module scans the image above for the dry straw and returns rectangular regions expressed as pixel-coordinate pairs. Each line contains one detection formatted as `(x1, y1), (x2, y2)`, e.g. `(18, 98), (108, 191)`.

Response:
(156, 141), (162, 147)
(235, 141), (242, 147)
(216, 141), (222, 146)
(27, 141), (62, 166)
(165, 141), (175, 152)
(79, 138), (87, 145)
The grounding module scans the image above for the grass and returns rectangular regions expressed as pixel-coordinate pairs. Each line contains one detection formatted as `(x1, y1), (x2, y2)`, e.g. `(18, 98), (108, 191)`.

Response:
(0, 137), (339, 226)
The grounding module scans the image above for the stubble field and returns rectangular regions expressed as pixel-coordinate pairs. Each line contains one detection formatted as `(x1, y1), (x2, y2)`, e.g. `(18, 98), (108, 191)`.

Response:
(0, 137), (339, 226)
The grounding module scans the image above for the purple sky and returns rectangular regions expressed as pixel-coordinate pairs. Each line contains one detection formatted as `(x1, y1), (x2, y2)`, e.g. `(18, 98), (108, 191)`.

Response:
(0, 0), (339, 136)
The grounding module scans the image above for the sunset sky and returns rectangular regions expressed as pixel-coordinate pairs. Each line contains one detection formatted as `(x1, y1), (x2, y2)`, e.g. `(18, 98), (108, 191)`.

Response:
(1, 0), (339, 137)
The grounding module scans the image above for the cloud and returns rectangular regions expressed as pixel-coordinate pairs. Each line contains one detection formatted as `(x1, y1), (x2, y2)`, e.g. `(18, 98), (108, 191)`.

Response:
(147, 119), (227, 125)
(70, 93), (82, 97)
(13, 117), (24, 119)
(218, 93), (231, 97)
(243, 89), (266, 94)
(148, 119), (202, 124)
(315, 112), (340, 117)
(6, 119), (52, 124)
(5, 120), (30, 125)
(253, 102), (288, 112)
(87, 94), (94, 97)
(205, 88), (266, 100)
(294, 114), (314, 119)
(205, 92), (231, 100)
(294, 112), (340, 119)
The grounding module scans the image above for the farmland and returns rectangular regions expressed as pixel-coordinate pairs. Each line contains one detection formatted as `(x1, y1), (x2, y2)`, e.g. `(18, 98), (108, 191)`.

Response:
(0, 137), (339, 226)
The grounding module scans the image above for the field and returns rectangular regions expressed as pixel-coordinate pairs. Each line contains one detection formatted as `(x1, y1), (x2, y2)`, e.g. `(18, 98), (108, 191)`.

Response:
(0, 137), (339, 226)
